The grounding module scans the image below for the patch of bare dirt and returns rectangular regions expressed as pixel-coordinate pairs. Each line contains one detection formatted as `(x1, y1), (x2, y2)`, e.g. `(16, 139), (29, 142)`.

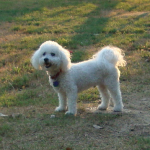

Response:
(116, 11), (150, 18)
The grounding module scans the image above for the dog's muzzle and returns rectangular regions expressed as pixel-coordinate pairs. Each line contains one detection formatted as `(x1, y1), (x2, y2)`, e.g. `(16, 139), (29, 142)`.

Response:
(44, 58), (52, 68)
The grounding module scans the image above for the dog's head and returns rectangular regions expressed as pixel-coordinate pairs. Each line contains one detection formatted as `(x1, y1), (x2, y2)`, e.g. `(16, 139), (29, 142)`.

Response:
(31, 41), (71, 72)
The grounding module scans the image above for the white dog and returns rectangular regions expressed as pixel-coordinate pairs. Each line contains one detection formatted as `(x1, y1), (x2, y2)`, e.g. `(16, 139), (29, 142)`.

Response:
(31, 41), (126, 115)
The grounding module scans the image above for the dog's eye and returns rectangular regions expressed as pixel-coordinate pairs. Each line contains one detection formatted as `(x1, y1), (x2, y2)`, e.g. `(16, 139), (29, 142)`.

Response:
(51, 53), (55, 56)
(43, 52), (46, 56)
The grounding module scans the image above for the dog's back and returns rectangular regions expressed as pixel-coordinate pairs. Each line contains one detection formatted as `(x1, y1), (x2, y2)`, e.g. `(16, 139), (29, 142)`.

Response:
(68, 46), (126, 92)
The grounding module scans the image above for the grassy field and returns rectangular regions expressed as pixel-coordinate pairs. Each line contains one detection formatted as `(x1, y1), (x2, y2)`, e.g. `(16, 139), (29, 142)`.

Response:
(0, 0), (150, 149)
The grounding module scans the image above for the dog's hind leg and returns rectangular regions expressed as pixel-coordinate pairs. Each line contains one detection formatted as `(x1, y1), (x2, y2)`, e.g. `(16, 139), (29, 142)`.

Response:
(97, 84), (110, 110)
(55, 93), (67, 112)
(105, 81), (123, 112)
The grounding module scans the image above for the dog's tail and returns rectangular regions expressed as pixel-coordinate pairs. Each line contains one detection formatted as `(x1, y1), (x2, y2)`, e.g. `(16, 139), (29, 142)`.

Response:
(94, 46), (126, 67)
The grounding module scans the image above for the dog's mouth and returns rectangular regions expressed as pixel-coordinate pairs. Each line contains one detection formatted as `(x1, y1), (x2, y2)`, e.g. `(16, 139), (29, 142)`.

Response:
(45, 63), (52, 68)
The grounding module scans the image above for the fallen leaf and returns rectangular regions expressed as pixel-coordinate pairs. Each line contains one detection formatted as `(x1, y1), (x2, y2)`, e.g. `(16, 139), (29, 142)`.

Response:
(0, 113), (8, 117)
(93, 124), (103, 129)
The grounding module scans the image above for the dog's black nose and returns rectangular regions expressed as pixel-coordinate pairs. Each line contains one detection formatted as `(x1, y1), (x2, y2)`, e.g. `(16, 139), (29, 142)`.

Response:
(44, 58), (49, 63)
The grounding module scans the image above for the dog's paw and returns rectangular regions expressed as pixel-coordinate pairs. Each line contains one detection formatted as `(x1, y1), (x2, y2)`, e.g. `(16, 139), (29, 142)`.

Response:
(65, 111), (76, 116)
(113, 105), (123, 112)
(97, 104), (107, 110)
(55, 106), (66, 112)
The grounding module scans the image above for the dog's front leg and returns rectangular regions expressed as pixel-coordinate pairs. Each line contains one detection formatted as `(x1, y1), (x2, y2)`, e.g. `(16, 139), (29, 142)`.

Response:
(55, 93), (67, 112)
(65, 92), (78, 115)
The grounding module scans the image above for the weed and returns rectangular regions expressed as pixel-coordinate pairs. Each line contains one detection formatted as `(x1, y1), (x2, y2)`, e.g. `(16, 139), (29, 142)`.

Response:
(12, 74), (30, 89)
(0, 124), (12, 136)
(130, 136), (150, 150)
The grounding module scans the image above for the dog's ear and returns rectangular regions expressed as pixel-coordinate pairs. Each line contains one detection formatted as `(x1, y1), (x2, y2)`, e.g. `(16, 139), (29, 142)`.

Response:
(31, 49), (41, 70)
(60, 48), (71, 72)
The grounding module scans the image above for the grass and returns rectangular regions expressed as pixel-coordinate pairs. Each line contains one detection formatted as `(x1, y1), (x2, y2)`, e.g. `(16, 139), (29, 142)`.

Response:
(130, 136), (150, 150)
(0, 112), (121, 149)
(0, 0), (150, 149)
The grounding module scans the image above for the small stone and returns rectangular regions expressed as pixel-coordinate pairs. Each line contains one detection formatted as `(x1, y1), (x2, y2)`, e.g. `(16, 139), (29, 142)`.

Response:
(141, 98), (147, 101)
(50, 115), (55, 118)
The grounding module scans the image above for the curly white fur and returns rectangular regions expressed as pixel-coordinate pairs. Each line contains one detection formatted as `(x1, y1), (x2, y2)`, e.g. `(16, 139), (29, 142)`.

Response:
(31, 41), (126, 115)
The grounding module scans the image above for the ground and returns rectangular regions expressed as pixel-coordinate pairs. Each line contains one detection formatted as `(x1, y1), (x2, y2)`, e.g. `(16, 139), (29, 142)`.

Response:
(0, 79), (150, 149)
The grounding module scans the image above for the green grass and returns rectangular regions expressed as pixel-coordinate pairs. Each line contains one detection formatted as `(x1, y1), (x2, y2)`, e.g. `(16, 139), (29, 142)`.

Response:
(130, 136), (150, 150)
(0, 0), (150, 149)
(0, 124), (12, 137)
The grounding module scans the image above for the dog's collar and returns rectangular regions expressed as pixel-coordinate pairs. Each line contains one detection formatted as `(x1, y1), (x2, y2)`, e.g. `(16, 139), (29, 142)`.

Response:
(50, 69), (62, 80)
